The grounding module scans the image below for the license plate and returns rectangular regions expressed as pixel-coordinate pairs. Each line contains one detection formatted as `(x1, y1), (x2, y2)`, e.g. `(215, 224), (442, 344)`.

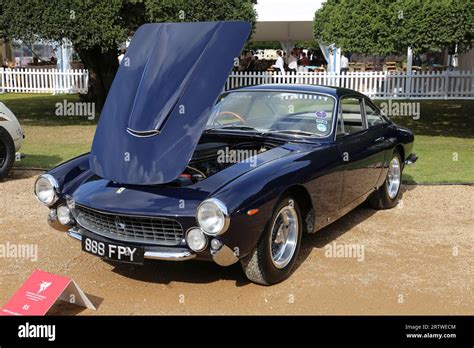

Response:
(81, 235), (144, 265)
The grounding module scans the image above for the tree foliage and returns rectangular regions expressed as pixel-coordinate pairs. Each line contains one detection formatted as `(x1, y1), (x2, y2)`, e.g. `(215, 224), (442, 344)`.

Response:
(0, 0), (129, 51)
(145, 0), (256, 28)
(0, 0), (257, 108)
(313, 0), (474, 55)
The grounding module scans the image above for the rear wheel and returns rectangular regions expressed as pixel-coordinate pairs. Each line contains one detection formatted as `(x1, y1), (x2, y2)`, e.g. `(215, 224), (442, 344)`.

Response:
(0, 127), (15, 180)
(241, 196), (302, 285)
(369, 150), (402, 209)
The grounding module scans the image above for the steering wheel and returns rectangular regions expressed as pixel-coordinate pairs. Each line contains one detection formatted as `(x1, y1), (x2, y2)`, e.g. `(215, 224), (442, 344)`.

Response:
(212, 111), (247, 126)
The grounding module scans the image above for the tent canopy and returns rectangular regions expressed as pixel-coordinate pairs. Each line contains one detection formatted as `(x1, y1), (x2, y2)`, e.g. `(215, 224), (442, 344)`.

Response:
(251, 0), (324, 42)
(252, 21), (315, 42)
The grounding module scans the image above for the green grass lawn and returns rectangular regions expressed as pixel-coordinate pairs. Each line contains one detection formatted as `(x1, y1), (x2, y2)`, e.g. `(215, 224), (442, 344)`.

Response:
(1, 93), (472, 183)
(0, 93), (97, 168)
(373, 100), (474, 184)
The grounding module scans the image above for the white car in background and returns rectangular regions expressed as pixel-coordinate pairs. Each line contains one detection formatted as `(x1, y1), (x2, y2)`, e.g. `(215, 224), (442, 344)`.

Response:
(0, 102), (24, 179)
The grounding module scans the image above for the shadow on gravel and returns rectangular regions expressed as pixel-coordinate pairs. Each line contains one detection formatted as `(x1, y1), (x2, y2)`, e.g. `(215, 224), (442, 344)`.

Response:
(101, 187), (415, 288)
(295, 185), (413, 271)
(110, 259), (250, 287)
(1, 168), (45, 182)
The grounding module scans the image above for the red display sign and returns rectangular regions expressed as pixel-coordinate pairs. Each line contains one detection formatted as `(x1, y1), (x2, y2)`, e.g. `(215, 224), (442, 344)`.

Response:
(1, 270), (95, 316)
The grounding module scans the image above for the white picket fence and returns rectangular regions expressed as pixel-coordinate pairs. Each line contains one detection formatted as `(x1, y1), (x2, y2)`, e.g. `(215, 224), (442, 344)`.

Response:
(1, 68), (473, 99)
(0, 68), (89, 94)
(225, 70), (474, 99)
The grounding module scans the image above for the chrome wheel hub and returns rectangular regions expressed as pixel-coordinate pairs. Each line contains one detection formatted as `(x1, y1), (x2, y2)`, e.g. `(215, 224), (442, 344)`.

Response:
(386, 157), (401, 199)
(270, 205), (298, 269)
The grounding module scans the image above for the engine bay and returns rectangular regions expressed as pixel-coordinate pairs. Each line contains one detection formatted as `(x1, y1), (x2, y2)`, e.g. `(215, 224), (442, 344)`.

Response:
(173, 133), (283, 186)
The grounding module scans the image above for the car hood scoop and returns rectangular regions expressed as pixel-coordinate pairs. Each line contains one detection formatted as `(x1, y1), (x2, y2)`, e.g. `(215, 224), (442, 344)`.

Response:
(89, 21), (251, 185)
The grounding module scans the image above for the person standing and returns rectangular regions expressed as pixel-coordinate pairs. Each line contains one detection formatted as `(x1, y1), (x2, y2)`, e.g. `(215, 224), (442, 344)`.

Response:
(118, 49), (125, 64)
(271, 50), (285, 73)
(340, 52), (349, 73)
(288, 49), (298, 72)
(299, 52), (309, 66)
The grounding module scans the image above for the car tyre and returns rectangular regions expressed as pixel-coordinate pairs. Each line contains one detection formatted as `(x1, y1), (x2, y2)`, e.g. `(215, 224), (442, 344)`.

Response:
(240, 196), (303, 285)
(369, 150), (403, 210)
(0, 127), (15, 180)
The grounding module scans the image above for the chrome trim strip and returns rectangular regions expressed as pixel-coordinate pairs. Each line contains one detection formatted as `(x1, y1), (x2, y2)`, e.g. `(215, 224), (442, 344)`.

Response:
(145, 249), (196, 261)
(67, 227), (196, 261)
(68, 229), (82, 241)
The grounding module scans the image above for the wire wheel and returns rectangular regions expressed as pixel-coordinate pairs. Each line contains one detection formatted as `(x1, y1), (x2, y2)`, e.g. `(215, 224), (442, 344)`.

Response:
(386, 156), (401, 199)
(269, 204), (299, 269)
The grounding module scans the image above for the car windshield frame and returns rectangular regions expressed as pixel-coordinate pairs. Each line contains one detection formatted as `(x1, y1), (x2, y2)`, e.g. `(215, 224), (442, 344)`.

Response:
(206, 89), (338, 140)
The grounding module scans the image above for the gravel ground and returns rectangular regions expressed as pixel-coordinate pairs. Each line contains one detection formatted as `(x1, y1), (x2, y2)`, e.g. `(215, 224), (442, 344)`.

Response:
(0, 170), (473, 315)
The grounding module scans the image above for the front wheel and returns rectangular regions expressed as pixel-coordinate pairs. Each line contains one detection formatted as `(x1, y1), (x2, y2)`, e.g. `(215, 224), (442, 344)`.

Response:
(0, 127), (15, 180)
(369, 150), (402, 209)
(241, 196), (303, 285)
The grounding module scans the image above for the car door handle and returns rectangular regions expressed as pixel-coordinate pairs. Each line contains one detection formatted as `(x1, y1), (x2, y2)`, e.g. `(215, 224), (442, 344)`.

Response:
(374, 136), (385, 142)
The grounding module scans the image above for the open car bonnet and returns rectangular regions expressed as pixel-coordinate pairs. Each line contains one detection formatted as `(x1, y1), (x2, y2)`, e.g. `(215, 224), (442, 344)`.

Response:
(90, 21), (252, 185)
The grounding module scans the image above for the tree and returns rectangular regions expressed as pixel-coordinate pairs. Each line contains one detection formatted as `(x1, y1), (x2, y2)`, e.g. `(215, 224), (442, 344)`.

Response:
(313, 0), (396, 56)
(393, 0), (473, 53)
(0, 0), (256, 110)
(1, 1), (131, 109)
(145, 0), (256, 25)
(313, 0), (473, 56)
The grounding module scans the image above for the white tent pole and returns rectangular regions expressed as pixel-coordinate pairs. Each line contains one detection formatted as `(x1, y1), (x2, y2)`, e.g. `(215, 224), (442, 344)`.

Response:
(406, 46), (413, 74)
(280, 40), (294, 55)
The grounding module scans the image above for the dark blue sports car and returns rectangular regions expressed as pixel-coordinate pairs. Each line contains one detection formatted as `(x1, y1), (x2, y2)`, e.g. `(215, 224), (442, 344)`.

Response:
(34, 21), (417, 285)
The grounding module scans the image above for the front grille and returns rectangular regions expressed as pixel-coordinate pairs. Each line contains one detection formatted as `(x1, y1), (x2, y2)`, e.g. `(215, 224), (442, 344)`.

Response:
(74, 205), (183, 246)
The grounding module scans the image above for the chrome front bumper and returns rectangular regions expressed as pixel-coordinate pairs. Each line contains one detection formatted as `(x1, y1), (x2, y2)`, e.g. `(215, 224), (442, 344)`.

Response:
(67, 227), (196, 261)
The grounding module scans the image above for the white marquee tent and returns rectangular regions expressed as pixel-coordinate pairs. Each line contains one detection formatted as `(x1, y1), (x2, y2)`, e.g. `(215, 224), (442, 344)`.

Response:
(251, 0), (342, 72)
(252, 0), (324, 42)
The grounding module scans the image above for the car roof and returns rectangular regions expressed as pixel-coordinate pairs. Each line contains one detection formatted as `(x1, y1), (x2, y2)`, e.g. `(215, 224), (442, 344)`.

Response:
(232, 84), (367, 99)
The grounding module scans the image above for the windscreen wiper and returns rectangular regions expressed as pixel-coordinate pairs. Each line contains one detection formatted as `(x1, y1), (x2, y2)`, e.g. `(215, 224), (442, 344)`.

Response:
(207, 125), (259, 131)
(268, 129), (315, 136)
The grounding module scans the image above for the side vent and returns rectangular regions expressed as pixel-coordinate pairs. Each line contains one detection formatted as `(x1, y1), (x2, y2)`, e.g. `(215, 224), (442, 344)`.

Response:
(126, 128), (160, 137)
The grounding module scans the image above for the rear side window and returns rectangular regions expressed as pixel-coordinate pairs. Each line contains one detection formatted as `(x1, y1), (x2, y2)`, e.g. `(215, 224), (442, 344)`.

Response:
(338, 97), (364, 136)
(365, 102), (386, 127)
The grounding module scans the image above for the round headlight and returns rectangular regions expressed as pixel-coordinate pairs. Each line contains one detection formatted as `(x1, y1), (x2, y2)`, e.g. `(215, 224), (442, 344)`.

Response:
(186, 228), (208, 252)
(34, 174), (59, 206)
(57, 205), (73, 226)
(196, 198), (229, 236)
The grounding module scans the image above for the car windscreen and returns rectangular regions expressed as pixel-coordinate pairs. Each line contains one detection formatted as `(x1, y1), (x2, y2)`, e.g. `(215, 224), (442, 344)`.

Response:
(207, 91), (336, 137)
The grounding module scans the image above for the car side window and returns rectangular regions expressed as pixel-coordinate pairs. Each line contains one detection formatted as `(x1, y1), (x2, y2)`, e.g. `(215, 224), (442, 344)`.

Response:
(338, 97), (364, 136)
(365, 101), (386, 127)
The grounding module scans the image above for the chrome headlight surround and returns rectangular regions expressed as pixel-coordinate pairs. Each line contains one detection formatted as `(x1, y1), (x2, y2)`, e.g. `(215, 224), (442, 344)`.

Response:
(34, 174), (59, 206)
(196, 198), (230, 236)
